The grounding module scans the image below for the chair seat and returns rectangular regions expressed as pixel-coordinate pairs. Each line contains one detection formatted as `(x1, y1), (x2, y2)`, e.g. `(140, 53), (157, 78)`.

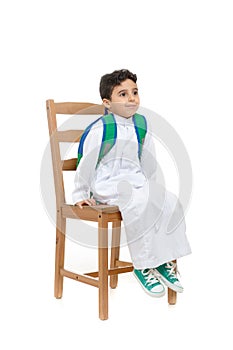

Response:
(61, 204), (122, 221)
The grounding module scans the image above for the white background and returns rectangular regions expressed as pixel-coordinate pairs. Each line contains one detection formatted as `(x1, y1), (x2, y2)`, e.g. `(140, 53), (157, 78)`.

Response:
(1, 0), (233, 349)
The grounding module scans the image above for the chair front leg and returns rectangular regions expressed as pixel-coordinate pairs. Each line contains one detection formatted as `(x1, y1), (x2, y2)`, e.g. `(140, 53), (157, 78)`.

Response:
(98, 214), (109, 320)
(168, 288), (177, 305)
(168, 260), (177, 305)
(110, 221), (121, 289)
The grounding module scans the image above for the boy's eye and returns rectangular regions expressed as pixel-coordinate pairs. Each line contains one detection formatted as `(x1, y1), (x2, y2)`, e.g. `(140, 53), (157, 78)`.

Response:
(133, 91), (138, 95)
(120, 92), (126, 97)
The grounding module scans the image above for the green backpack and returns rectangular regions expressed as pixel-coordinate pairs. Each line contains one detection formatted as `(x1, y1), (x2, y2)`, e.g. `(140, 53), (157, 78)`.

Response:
(77, 113), (147, 168)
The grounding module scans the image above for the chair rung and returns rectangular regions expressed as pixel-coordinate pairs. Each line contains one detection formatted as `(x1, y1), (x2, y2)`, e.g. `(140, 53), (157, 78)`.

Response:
(57, 130), (83, 142)
(60, 268), (99, 287)
(85, 265), (133, 278)
(54, 102), (104, 115)
(116, 260), (133, 267)
(62, 158), (77, 171)
(109, 266), (134, 275)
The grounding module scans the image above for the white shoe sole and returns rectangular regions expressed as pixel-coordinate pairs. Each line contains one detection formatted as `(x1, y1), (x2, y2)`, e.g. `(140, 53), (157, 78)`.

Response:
(133, 272), (166, 298)
(154, 270), (183, 293)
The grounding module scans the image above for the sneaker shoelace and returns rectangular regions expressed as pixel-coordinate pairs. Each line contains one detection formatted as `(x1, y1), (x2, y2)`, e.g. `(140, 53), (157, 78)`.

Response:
(142, 269), (160, 287)
(164, 262), (179, 281)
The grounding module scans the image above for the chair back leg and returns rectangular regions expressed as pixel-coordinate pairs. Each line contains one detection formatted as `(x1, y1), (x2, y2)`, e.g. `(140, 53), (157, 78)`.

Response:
(54, 214), (66, 298)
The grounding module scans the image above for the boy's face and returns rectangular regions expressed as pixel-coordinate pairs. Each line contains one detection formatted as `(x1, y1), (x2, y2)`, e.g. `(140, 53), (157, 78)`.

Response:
(103, 79), (140, 118)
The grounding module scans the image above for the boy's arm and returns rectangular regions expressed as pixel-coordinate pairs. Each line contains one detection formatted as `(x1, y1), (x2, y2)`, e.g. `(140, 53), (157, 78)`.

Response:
(75, 198), (97, 209)
(140, 130), (157, 180)
(72, 120), (103, 205)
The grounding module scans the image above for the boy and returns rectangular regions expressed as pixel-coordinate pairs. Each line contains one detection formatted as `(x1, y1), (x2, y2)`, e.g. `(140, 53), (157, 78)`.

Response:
(72, 69), (191, 297)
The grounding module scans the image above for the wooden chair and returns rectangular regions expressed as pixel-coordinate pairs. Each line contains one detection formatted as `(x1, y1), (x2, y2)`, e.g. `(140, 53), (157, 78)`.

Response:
(46, 99), (177, 320)
(46, 99), (135, 320)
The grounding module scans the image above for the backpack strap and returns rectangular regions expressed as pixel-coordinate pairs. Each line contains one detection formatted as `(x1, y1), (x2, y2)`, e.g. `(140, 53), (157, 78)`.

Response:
(76, 116), (102, 167)
(76, 113), (117, 168)
(132, 113), (147, 159)
(97, 113), (117, 167)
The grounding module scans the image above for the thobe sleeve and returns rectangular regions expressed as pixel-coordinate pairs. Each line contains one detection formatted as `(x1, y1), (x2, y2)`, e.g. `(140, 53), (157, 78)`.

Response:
(140, 129), (157, 180)
(72, 120), (103, 204)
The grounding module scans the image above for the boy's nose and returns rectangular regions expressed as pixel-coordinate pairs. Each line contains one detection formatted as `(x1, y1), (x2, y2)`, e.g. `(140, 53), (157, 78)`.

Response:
(128, 94), (135, 102)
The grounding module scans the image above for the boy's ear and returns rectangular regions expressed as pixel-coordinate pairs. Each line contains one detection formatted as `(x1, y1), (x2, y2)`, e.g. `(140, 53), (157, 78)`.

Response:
(102, 98), (111, 109)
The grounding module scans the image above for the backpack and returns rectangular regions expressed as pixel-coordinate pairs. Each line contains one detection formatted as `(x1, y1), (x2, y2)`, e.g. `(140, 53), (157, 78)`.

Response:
(76, 113), (147, 168)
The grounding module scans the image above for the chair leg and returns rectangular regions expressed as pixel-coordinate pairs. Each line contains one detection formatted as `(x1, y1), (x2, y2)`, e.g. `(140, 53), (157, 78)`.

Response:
(168, 259), (177, 305)
(168, 288), (177, 305)
(110, 221), (121, 289)
(54, 213), (66, 299)
(98, 214), (108, 320)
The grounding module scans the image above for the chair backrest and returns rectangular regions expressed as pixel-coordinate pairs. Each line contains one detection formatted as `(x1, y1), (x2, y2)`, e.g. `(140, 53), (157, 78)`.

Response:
(46, 100), (104, 209)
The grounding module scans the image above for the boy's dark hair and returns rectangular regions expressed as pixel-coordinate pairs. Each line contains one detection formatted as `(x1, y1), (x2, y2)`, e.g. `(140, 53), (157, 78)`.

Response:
(99, 69), (137, 100)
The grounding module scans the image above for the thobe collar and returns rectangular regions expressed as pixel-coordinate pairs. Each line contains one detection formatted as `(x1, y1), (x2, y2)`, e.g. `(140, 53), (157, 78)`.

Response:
(113, 113), (134, 126)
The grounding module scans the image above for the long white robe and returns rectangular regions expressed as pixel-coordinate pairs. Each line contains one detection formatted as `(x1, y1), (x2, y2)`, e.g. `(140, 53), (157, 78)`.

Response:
(72, 114), (191, 269)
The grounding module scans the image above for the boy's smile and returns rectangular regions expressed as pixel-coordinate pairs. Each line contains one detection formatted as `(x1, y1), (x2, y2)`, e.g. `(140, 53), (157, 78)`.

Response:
(103, 79), (140, 118)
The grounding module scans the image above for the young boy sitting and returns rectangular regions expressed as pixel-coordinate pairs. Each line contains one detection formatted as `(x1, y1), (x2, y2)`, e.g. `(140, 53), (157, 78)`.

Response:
(72, 69), (191, 297)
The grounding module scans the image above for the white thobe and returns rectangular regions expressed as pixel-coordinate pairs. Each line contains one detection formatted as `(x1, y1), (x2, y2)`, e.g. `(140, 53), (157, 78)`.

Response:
(72, 114), (191, 269)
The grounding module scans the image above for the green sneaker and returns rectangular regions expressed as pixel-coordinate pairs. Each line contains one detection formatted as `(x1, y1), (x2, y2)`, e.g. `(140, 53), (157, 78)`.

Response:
(154, 262), (183, 293)
(134, 268), (165, 297)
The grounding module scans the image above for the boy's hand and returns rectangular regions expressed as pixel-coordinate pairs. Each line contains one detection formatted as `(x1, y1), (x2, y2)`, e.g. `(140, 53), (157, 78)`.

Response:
(75, 198), (97, 209)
